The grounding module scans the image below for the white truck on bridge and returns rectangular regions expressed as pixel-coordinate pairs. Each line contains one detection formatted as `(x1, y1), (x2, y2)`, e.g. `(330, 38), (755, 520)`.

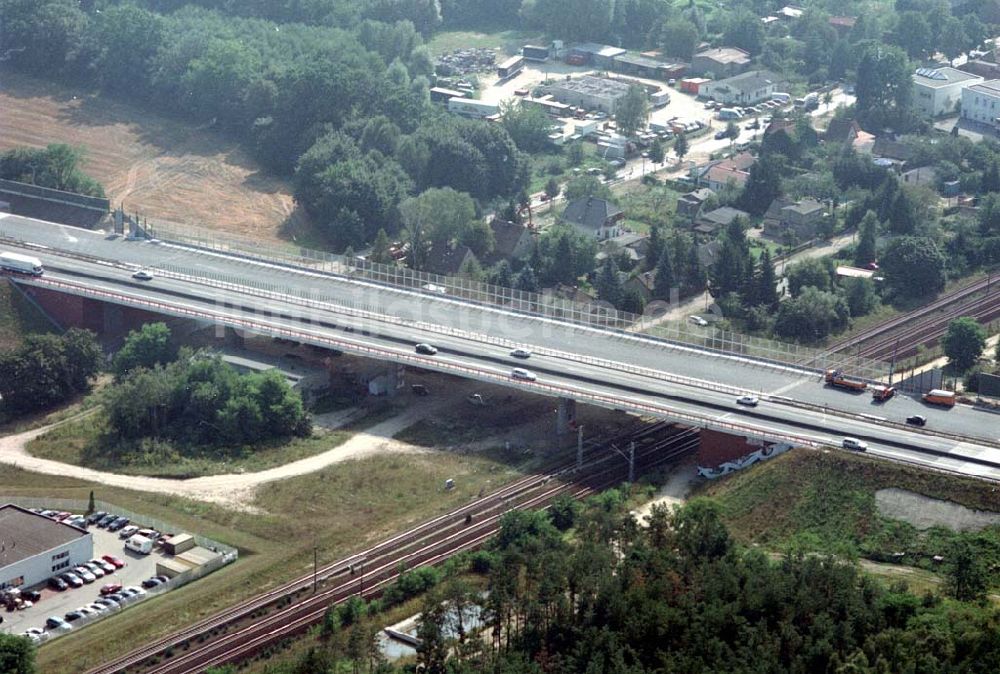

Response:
(0, 251), (44, 276)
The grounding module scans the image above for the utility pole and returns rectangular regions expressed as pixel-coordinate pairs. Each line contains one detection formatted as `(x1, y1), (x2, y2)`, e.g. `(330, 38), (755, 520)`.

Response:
(629, 441), (635, 483)
(313, 545), (318, 593)
(577, 425), (584, 469)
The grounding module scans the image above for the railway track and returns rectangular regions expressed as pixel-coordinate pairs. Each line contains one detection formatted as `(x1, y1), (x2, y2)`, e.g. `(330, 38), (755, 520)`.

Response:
(828, 275), (1000, 361)
(85, 423), (696, 674)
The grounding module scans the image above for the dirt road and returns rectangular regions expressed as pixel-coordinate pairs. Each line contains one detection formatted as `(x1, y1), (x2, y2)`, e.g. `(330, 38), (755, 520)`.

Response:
(0, 401), (450, 509)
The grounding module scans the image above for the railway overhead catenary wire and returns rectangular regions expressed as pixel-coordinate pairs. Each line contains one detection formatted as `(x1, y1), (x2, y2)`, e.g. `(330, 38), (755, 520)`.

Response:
(85, 424), (696, 674)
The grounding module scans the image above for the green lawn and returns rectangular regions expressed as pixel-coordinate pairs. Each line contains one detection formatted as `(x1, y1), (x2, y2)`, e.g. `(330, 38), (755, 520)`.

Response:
(425, 29), (546, 57)
(700, 450), (1000, 578)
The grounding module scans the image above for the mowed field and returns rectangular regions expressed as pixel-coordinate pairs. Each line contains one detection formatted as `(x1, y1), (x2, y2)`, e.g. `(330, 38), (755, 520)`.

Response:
(0, 70), (300, 242)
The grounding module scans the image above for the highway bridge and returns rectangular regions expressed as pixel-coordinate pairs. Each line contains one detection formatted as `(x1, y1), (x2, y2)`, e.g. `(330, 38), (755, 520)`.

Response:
(2, 213), (999, 480)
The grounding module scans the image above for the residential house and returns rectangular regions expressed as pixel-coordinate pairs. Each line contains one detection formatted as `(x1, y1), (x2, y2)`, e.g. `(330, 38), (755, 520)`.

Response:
(561, 197), (624, 240)
(764, 118), (796, 137)
(542, 283), (596, 305)
(823, 118), (861, 144)
(777, 5), (804, 20)
(872, 137), (914, 169)
(623, 271), (657, 302)
(696, 240), (723, 270)
(763, 198), (827, 242)
(424, 243), (479, 276)
(694, 206), (750, 237)
(828, 16), (857, 36)
(597, 232), (650, 267)
(676, 188), (715, 220)
(961, 79), (1000, 132)
(701, 70), (780, 106)
(702, 152), (755, 192)
(482, 219), (533, 265)
(690, 47), (751, 77)
(911, 67), (982, 117)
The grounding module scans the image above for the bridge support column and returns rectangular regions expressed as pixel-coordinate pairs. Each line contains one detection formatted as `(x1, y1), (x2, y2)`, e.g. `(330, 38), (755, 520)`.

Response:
(223, 326), (245, 349)
(556, 398), (576, 436)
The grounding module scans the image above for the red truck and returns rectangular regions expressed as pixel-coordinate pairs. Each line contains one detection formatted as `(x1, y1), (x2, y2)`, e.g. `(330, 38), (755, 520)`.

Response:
(824, 369), (868, 392)
(870, 385), (896, 402)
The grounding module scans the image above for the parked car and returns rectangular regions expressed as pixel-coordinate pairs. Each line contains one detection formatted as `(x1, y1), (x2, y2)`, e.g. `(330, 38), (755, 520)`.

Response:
(108, 517), (130, 532)
(118, 525), (139, 539)
(22, 628), (44, 642)
(60, 573), (83, 588)
(906, 414), (927, 427)
(100, 583), (123, 596)
(141, 577), (163, 589)
(414, 343), (438, 356)
(714, 130), (728, 140)
(97, 514), (117, 528)
(72, 567), (96, 583)
(511, 368), (537, 382)
(40, 510), (57, 518)
(123, 586), (146, 597)
(22, 590), (41, 602)
(53, 511), (72, 521)
(509, 348), (532, 359)
(87, 511), (107, 525)
(46, 616), (71, 630)
(91, 559), (116, 574)
(410, 384), (429, 396)
(102, 554), (126, 569)
(76, 606), (98, 617)
(93, 598), (117, 609)
(131, 269), (154, 281)
(48, 577), (68, 591)
(736, 395), (759, 407)
(689, 315), (709, 326)
(64, 610), (84, 622)
(83, 563), (105, 578)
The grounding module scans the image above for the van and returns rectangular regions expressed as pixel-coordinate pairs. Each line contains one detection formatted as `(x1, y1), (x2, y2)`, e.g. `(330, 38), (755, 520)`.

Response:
(125, 535), (153, 555)
(841, 437), (868, 452)
(771, 92), (791, 103)
(718, 108), (743, 120)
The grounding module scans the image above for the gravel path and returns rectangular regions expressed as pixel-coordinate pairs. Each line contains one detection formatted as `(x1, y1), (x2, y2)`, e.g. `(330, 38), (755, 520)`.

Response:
(0, 400), (449, 509)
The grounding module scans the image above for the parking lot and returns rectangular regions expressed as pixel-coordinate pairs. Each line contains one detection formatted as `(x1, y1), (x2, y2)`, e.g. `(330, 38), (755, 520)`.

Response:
(1, 526), (165, 637)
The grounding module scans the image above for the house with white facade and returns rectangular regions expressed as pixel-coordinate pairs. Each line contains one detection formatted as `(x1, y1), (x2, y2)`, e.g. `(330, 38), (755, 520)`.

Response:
(911, 67), (982, 117)
(700, 71), (780, 106)
(961, 79), (1000, 131)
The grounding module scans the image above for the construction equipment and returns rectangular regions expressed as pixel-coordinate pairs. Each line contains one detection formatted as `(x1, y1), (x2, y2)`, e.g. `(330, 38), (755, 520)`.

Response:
(871, 385), (896, 402)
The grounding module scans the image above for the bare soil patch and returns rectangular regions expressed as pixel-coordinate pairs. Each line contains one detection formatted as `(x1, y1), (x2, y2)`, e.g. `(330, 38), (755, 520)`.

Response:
(0, 70), (303, 241)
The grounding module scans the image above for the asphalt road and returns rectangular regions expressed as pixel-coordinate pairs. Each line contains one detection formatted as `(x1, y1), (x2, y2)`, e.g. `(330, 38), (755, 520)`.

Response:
(2, 214), (999, 478)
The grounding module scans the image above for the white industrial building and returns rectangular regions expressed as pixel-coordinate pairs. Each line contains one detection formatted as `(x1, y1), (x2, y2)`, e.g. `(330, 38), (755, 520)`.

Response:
(700, 71), (780, 105)
(447, 97), (501, 119)
(541, 76), (632, 114)
(961, 79), (1000, 130)
(0, 504), (93, 590)
(912, 67), (982, 117)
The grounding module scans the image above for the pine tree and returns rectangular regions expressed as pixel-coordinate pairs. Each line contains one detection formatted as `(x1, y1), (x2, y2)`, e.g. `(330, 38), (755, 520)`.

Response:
(674, 133), (690, 162)
(854, 210), (879, 266)
(888, 189), (917, 235)
(646, 225), (664, 272)
(984, 160), (1000, 193)
(87, 490), (95, 516)
(554, 234), (576, 284)
(653, 250), (674, 300)
(596, 258), (623, 307)
(515, 265), (539, 293)
(752, 249), (779, 309)
(493, 260), (514, 288)
(370, 228), (392, 264)
(685, 244), (707, 293)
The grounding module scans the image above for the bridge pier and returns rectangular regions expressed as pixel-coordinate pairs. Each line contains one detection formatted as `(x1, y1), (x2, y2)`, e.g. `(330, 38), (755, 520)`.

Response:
(223, 326), (245, 349)
(556, 397), (577, 435)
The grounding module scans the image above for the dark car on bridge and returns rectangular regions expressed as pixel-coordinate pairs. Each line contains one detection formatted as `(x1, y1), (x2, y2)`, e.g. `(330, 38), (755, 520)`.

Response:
(906, 415), (927, 427)
(415, 343), (438, 356)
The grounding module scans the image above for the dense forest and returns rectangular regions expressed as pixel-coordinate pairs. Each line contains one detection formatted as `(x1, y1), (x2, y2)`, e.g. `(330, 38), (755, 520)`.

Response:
(235, 496), (1000, 674)
(0, 0), (533, 249)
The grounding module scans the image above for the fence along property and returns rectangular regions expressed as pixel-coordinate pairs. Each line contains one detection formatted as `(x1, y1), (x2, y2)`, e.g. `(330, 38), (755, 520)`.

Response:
(142, 220), (893, 382)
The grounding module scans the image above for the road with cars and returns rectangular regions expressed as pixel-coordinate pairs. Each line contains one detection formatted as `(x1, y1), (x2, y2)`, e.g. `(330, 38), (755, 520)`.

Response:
(2, 214), (999, 480)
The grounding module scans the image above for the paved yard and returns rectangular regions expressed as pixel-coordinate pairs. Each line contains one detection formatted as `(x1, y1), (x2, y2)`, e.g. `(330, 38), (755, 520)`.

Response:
(1, 527), (164, 637)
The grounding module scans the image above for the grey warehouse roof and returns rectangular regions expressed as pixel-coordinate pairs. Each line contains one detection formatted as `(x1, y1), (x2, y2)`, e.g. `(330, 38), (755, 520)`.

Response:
(912, 67), (980, 88)
(550, 75), (632, 96)
(0, 504), (89, 567)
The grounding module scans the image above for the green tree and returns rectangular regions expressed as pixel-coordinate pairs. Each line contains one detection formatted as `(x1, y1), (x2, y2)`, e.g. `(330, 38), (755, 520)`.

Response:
(112, 323), (177, 379)
(515, 266), (539, 293)
(400, 187), (477, 247)
(942, 317), (987, 372)
(646, 224), (664, 272)
(659, 19), (699, 59)
(0, 634), (35, 674)
(774, 286), (851, 341)
(880, 236), (946, 299)
(737, 155), (782, 216)
(843, 277), (879, 317)
(751, 248), (779, 309)
(854, 210), (879, 266)
(944, 536), (988, 602)
(87, 490), (95, 516)
(562, 175), (613, 201)
(652, 250), (674, 301)
(0, 331), (101, 415)
(615, 84), (650, 138)
(648, 138), (665, 165)
(674, 133), (690, 162)
(887, 189), (918, 235)
(724, 10), (764, 55)
(855, 43), (913, 129)
(500, 101), (555, 153)
(787, 257), (835, 297)
(710, 217), (752, 299)
(544, 176), (561, 211)
(892, 11), (932, 59)
(369, 228), (393, 264)
(595, 258), (623, 306)
(725, 120), (740, 144)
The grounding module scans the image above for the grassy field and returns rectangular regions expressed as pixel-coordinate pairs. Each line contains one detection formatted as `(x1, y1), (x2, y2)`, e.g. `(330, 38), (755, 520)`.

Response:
(0, 69), (301, 242)
(24, 414), (357, 478)
(425, 29), (545, 57)
(18, 444), (525, 673)
(0, 280), (55, 351)
(701, 450), (1000, 575)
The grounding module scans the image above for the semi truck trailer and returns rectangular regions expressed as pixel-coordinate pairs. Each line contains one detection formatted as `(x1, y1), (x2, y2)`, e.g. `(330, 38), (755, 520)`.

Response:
(0, 251), (44, 276)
